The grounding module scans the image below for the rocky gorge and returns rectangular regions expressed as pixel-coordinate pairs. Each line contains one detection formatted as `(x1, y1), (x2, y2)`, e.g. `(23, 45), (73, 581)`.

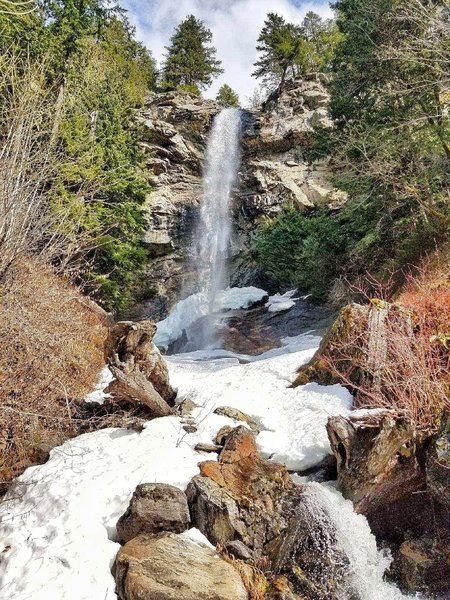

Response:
(136, 75), (346, 320)
(0, 75), (448, 600)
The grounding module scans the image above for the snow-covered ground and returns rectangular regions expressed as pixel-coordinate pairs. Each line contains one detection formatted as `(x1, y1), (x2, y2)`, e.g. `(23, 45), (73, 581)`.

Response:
(0, 330), (409, 600)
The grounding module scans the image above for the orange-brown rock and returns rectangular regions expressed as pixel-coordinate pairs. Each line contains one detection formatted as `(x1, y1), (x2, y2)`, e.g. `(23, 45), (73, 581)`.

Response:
(187, 427), (292, 552)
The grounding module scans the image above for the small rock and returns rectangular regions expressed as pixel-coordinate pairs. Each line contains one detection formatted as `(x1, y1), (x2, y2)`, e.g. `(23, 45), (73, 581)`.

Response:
(178, 397), (198, 416)
(183, 424), (197, 434)
(214, 425), (234, 446)
(114, 533), (249, 600)
(225, 540), (253, 561)
(195, 443), (221, 454)
(213, 406), (260, 432)
(116, 483), (190, 544)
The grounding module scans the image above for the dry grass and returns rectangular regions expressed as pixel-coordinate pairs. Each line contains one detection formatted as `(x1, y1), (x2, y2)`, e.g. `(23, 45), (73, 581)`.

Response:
(0, 257), (109, 490)
(321, 252), (450, 434)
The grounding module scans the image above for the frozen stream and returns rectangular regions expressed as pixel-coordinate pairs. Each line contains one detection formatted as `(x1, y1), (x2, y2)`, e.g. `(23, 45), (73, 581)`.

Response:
(0, 330), (412, 600)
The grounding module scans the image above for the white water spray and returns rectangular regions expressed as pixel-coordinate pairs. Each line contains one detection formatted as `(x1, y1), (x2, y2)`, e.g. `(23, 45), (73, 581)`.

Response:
(198, 107), (241, 309)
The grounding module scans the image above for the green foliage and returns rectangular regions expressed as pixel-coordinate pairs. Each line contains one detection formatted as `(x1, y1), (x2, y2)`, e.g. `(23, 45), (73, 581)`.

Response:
(1, 1), (157, 311)
(254, 207), (347, 300)
(216, 84), (239, 108)
(162, 15), (223, 92)
(253, 12), (341, 91)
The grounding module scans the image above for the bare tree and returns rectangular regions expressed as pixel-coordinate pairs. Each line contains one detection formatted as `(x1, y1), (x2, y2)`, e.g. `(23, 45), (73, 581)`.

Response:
(0, 51), (89, 278)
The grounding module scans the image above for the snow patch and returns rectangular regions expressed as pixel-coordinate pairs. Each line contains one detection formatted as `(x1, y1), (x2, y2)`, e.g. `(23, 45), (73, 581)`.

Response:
(266, 289), (298, 313)
(84, 366), (114, 404)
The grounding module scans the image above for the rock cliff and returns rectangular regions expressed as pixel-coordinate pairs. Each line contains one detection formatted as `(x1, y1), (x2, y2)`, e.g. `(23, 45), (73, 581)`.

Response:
(137, 75), (345, 320)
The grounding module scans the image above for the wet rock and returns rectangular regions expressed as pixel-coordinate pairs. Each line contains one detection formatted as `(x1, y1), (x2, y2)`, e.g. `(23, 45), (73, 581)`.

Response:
(116, 483), (190, 544)
(271, 486), (353, 600)
(114, 532), (249, 600)
(225, 540), (254, 561)
(389, 537), (450, 595)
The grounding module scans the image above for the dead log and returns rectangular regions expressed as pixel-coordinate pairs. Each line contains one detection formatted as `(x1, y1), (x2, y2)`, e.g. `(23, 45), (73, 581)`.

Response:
(107, 366), (172, 418)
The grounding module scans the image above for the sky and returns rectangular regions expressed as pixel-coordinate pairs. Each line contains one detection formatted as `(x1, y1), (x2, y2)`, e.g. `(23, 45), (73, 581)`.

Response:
(121, 0), (334, 102)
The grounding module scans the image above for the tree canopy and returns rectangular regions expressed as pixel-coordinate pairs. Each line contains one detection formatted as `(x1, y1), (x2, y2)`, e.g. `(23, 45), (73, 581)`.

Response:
(0, 1), (157, 311)
(162, 15), (223, 92)
(216, 84), (239, 107)
(253, 11), (340, 92)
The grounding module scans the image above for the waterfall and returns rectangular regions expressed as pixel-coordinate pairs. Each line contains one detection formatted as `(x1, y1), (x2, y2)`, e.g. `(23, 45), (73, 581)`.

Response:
(198, 107), (241, 310)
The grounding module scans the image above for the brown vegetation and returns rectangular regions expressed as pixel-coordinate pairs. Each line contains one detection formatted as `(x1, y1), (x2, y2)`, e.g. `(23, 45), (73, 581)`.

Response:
(295, 252), (450, 434)
(0, 257), (109, 490)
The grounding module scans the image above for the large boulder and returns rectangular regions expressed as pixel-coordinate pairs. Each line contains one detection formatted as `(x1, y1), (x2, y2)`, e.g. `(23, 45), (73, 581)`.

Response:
(187, 427), (360, 600)
(326, 411), (427, 541)
(116, 483), (190, 544)
(187, 426), (291, 552)
(114, 532), (248, 600)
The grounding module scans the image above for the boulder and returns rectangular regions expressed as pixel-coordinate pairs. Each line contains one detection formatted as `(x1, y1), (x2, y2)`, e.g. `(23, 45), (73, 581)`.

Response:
(326, 411), (431, 541)
(389, 537), (450, 595)
(327, 411), (423, 513)
(270, 486), (353, 600)
(116, 483), (190, 544)
(114, 532), (248, 600)
(187, 427), (291, 550)
(186, 426), (364, 600)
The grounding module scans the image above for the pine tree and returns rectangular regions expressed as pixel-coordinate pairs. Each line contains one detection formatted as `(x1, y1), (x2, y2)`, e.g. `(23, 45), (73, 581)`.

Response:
(252, 13), (307, 92)
(162, 15), (223, 92)
(216, 84), (239, 107)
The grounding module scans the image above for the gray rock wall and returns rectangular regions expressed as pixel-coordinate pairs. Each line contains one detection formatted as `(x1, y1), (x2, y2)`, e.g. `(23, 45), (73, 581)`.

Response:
(137, 76), (345, 320)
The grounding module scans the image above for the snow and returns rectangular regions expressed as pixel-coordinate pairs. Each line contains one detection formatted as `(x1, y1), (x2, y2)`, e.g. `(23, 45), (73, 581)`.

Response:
(154, 286), (268, 349)
(167, 343), (353, 471)
(0, 327), (408, 600)
(84, 366), (114, 404)
(214, 286), (268, 310)
(266, 289), (298, 313)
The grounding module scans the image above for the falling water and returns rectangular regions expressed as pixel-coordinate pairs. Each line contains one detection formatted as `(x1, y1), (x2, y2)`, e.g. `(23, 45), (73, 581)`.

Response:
(198, 107), (241, 309)
(189, 107), (241, 348)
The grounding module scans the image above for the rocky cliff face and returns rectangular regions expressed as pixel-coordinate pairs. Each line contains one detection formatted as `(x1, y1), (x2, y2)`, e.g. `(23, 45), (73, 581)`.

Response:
(137, 75), (345, 320)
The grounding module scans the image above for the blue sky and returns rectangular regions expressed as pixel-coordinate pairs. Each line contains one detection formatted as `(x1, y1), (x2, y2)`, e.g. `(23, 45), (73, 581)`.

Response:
(121, 0), (333, 102)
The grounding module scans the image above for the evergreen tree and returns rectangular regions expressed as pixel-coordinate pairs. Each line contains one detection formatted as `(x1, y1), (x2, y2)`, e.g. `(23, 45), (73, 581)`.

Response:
(162, 15), (223, 92)
(216, 84), (239, 107)
(252, 13), (307, 92)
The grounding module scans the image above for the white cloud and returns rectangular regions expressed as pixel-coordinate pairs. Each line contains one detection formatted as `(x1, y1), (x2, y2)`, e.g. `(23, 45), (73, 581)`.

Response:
(122, 0), (333, 103)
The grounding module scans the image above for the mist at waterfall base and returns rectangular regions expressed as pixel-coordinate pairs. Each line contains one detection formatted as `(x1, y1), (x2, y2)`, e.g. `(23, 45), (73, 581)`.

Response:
(191, 107), (242, 350)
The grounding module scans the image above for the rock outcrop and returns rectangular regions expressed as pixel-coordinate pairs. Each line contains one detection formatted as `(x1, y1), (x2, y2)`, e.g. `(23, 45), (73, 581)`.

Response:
(187, 426), (361, 600)
(116, 483), (190, 543)
(136, 77), (345, 320)
(114, 533), (249, 600)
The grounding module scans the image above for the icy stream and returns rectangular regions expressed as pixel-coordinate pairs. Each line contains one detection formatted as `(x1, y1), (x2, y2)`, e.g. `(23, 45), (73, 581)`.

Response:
(0, 326), (413, 600)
